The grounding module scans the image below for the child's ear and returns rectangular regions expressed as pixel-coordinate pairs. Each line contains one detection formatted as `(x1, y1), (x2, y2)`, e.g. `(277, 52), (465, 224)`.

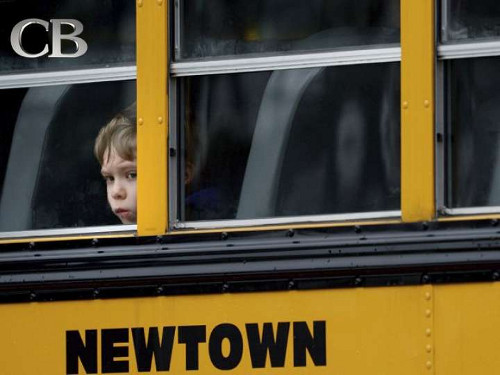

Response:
(185, 161), (194, 185)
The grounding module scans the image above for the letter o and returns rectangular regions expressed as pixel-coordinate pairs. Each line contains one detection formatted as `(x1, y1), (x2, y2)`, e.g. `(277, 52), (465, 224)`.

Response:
(209, 324), (243, 370)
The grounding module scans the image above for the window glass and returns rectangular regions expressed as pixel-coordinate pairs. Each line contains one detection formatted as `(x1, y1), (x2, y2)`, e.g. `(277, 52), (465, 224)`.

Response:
(446, 57), (500, 208)
(0, 0), (135, 72)
(179, 63), (400, 221)
(0, 81), (136, 232)
(443, 0), (500, 42)
(179, 0), (400, 59)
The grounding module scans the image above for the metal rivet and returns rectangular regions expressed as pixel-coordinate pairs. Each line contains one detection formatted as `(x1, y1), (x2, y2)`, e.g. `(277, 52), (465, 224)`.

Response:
(425, 309), (431, 318)
(425, 328), (431, 337)
(426, 361), (432, 370)
(157, 0), (163, 4)
(138, 118), (144, 126)
(425, 292), (431, 301)
(403, 101), (409, 109)
(137, 0), (143, 6)
(424, 100), (430, 108)
(426, 345), (432, 353)
(157, 117), (163, 124)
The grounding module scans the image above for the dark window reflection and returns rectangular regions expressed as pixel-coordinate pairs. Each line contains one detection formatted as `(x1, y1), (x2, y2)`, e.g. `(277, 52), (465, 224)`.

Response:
(181, 63), (401, 221)
(180, 0), (400, 59)
(0, 81), (136, 231)
(444, 0), (500, 41)
(447, 57), (500, 207)
(0, 0), (135, 72)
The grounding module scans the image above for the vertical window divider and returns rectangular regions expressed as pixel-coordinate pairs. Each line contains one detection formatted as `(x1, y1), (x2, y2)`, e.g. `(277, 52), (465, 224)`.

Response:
(137, 0), (169, 235)
(401, 0), (436, 222)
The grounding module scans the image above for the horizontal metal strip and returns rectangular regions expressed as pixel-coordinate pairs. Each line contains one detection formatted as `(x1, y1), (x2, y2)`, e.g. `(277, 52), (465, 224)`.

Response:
(438, 40), (500, 60)
(442, 206), (500, 216)
(1, 223), (500, 301)
(171, 47), (401, 77)
(0, 66), (136, 89)
(0, 225), (136, 240)
(176, 211), (401, 230)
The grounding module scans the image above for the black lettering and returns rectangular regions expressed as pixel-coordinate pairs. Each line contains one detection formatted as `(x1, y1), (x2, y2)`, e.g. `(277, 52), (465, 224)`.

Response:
(293, 321), (326, 367)
(246, 322), (289, 368)
(209, 324), (243, 370)
(66, 330), (97, 374)
(132, 327), (175, 372)
(102, 328), (129, 373)
(178, 325), (206, 370)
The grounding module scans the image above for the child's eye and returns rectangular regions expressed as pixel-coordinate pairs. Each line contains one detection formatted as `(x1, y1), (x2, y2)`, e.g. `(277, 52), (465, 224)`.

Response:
(127, 171), (137, 180)
(102, 175), (114, 183)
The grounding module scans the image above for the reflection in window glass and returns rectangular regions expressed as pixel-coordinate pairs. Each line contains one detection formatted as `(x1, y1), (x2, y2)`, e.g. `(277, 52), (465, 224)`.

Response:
(179, 0), (400, 59)
(0, 81), (136, 231)
(0, 0), (135, 72)
(180, 63), (401, 221)
(447, 57), (500, 208)
(443, 0), (500, 42)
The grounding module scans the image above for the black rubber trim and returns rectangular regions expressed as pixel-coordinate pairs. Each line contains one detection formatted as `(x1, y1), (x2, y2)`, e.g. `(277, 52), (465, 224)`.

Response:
(0, 220), (499, 302)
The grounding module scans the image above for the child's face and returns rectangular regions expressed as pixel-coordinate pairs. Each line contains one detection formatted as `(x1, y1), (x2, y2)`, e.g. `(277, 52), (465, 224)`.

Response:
(100, 147), (137, 224)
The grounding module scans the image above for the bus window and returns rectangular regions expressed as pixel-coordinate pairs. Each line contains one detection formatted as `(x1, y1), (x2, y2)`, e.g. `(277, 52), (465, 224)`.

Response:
(0, 0), (135, 73)
(0, 81), (136, 232)
(443, 0), (500, 42)
(440, 1), (500, 213)
(179, 0), (399, 59)
(178, 63), (400, 222)
(446, 57), (500, 208)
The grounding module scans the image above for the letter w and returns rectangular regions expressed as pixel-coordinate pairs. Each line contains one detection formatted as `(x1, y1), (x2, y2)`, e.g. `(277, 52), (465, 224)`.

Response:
(246, 322), (289, 368)
(132, 327), (175, 372)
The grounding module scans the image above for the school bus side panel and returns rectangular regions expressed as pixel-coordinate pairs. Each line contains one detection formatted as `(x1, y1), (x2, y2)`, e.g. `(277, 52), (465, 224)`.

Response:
(0, 286), (428, 375)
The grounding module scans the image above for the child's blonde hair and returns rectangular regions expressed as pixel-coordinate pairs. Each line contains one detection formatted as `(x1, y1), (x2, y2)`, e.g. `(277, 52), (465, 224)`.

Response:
(94, 105), (136, 165)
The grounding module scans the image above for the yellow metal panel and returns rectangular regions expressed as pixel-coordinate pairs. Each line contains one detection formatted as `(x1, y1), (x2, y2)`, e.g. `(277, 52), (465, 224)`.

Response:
(401, 0), (435, 222)
(136, 0), (168, 235)
(434, 282), (500, 374)
(0, 286), (431, 374)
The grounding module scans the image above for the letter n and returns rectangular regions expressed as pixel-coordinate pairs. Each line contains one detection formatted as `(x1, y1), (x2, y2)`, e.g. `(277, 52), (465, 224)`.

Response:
(293, 321), (326, 367)
(66, 330), (98, 374)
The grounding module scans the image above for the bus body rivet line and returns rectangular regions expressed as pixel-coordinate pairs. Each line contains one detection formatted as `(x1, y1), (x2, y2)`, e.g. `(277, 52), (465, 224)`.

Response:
(138, 118), (144, 126)
(426, 361), (432, 370)
(137, 0), (143, 7)
(157, 0), (163, 5)
(425, 328), (431, 337)
(424, 100), (430, 108)
(425, 309), (431, 318)
(402, 101), (409, 109)
(425, 292), (431, 301)
(426, 345), (432, 353)
(157, 116), (163, 124)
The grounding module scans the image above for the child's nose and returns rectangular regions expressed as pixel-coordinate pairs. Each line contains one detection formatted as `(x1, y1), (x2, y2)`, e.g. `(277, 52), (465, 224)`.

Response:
(111, 181), (126, 199)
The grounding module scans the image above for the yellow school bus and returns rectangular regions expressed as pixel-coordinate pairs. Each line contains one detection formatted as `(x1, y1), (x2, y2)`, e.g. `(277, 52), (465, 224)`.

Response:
(1, 0), (500, 373)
